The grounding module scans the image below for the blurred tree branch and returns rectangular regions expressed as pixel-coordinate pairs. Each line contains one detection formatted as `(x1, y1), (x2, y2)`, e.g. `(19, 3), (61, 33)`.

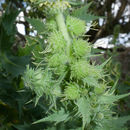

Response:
(87, 0), (129, 43)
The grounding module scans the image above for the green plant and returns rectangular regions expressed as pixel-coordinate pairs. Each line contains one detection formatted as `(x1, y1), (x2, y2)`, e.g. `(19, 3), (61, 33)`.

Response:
(10, 0), (130, 129)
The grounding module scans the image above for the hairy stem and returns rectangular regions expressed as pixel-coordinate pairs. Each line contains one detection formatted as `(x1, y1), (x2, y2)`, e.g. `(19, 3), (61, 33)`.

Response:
(55, 12), (71, 58)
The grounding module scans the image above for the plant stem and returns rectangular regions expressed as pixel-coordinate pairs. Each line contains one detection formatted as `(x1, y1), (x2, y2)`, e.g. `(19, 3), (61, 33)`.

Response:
(55, 11), (71, 58)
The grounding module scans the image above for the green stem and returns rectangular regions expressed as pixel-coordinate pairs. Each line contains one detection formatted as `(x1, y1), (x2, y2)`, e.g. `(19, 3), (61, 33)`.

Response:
(55, 12), (71, 58)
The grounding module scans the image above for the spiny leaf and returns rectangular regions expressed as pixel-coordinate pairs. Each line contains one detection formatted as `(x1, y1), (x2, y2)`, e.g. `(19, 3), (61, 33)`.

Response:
(71, 3), (99, 23)
(72, 2), (92, 17)
(76, 97), (91, 129)
(33, 108), (69, 124)
(98, 57), (111, 69)
(98, 93), (130, 104)
(18, 43), (36, 56)
(96, 116), (130, 130)
(0, 8), (19, 52)
(110, 78), (119, 93)
(112, 116), (130, 128)
(83, 76), (99, 87)
(1, 53), (30, 77)
(25, 17), (45, 34)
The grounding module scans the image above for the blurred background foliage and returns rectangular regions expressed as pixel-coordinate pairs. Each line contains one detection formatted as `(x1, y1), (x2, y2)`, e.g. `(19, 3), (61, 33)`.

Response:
(0, 0), (130, 129)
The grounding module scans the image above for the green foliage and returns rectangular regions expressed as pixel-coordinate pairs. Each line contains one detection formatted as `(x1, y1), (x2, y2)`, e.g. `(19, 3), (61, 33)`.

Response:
(76, 97), (91, 129)
(66, 15), (86, 37)
(48, 31), (66, 52)
(0, 7), (19, 53)
(33, 108), (69, 124)
(25, 17), (45, 34)
(0, 4), (48, 130)
(71, 60), (90, 79)
(64, 83), (80, 100)
(95, 116), (130, 130)
(112, 24), (120, 44)
(0, 6), (30, 77)
(98, 93), (130, 104)
(21, 1), (130, 130)
(0, 0), (130, 130)
(23, 66), (53, 105)
(71, 3), (99, 23)
(22, 1), (130, 130)
(72, 39), (91, 57)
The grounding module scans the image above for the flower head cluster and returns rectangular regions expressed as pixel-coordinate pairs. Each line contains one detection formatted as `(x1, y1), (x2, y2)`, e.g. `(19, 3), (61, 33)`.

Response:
(30, 0), (71, 15)
(23, 1), (130, 129)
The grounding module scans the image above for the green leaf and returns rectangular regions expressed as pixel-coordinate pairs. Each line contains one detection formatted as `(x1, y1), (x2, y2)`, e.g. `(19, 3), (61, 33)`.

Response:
(71, 3), (99, 22)
(18, 36), (38, 56)
(0, 8), (19, 52)
(95, 116), (130, 130)
(112, 116), (130, 128)
(98, 93), (130, 104)
(72, 2), (92, 15)
(25, 17), (45, 34)
(1, 53), (30, 77)
(83, 76), (99, 87)
(110, 78), (119, 93)
(98, 57), (111, 69)
(76, 97), (91, 129)
(33, 108), (69, 124)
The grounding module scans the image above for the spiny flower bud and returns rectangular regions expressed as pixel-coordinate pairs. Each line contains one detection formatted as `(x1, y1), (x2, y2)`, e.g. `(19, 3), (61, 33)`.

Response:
(66, 16), (86, 37)
(71, 60), (90, 79)
(48, 53), (68, 67)
(41, 1), (71, 15)
(23, 66), (52, 100)
(94, 84), (106, 95)
(48, 31), (66, 53)
(72, 39), (91, 57)
(97, 113), (104, 120)
(23, 66), (44, 97)
(64, 83), (80, 100)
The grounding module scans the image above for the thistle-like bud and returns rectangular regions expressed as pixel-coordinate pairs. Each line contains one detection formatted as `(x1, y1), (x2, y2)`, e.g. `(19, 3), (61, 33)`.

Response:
(97, 112), (104, 120)
(48, 53), (68, 74)
(48, 53), (68, 67)
(23, 66), (52, 100)
(48, 31), (66, 53)
(64, 83), (80, 100)
(72, 39), (91, 57)
(71, 60), (90, 79)
(23, 66), (44, 97)
(66, 16), (86, 37)
(30, 0), (71, 15)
